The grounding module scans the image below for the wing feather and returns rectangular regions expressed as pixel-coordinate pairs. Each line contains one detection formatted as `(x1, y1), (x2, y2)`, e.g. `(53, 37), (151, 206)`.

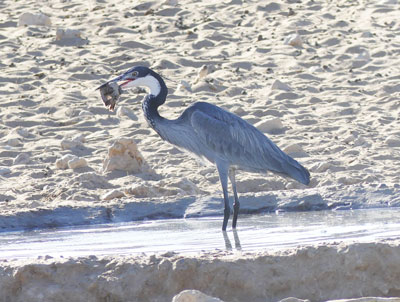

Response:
(188, 102), (310, 184)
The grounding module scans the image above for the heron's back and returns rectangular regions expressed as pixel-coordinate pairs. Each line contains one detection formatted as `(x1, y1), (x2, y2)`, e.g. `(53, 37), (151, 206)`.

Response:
(185, 102), (310, 185)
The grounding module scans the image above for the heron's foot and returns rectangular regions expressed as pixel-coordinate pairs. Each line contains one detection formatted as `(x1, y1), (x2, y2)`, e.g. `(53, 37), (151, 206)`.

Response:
(222, 207), (231, 231)
(232, 202), (240, 229)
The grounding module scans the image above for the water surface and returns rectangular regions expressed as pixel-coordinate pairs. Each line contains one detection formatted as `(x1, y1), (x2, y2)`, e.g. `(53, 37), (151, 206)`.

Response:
(1, 208), (400, 259)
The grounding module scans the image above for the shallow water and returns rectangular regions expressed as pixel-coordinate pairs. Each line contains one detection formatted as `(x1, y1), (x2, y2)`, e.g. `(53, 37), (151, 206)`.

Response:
(1, 208), (400, 259)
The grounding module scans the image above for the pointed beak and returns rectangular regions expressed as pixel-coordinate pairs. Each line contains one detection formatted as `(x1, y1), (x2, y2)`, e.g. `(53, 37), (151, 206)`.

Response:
(96, 74), (124, 91)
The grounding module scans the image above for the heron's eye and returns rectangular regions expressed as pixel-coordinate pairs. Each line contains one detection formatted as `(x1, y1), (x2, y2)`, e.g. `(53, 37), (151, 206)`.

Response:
(132, 71), (139, 77)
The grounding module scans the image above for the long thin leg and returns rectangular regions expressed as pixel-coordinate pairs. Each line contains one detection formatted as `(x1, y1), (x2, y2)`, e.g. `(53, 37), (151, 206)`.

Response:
(216, 161), (230, 231)
(229, 169), (240, 229)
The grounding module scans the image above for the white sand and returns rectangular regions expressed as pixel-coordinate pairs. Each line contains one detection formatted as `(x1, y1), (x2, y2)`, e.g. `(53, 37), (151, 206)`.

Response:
(0, 0), (400, 300)
(0, 0), (400, 228)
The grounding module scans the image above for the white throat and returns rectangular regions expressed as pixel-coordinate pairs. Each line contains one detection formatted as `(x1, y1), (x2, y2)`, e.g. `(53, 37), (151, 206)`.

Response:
(125, 74), (161, 96)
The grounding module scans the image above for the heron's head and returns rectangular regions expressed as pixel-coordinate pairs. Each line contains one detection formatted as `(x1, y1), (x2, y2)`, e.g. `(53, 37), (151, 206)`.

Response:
(98, 66), (161, 96)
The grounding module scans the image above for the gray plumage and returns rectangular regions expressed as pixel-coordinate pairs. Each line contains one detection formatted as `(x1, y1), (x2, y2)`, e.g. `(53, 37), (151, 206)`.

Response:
(100, 66), (310, 231)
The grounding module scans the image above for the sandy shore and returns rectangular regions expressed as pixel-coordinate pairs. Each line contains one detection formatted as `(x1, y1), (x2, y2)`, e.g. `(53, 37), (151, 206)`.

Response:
(1, 241), (400, 302)
(1, 0), (400, 227)
(1, 0), (400, 300)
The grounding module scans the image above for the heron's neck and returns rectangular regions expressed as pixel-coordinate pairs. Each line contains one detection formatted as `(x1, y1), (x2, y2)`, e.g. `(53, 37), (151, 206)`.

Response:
(142, 73), (168, 132)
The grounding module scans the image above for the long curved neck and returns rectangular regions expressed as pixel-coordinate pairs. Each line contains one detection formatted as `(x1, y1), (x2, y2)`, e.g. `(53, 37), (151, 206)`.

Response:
(142, 72), (169, 132)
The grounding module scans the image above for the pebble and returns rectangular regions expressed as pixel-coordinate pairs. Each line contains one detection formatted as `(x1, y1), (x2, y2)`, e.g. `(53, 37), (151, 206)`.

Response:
(18, 12), (51, 27)
(271, 79), (292, 91)
(60, 136), (85, 150)
(56, 28), (82, 40)
(55, 154), (77, 169)
(284, 33), (303, 47)
(255, 118), (284, 134)
(67, 157), (87, 169)
(101, 189), (125, 201)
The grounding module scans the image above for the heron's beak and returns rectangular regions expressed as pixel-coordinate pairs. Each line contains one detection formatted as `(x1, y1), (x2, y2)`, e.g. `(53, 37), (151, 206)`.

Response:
(96, 74), (124, 91)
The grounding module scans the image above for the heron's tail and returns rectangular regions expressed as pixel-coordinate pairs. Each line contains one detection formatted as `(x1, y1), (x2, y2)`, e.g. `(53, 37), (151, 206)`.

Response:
(282, 156), (310, 185)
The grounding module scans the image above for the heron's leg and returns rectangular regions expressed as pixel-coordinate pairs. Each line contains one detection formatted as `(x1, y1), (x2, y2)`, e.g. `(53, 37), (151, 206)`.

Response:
(229, 169), (240, 229)
(216, 161), (230, 231)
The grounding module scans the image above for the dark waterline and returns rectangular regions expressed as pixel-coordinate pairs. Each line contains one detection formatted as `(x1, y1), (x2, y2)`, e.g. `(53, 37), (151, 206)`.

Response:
(1, 208), (400, 259)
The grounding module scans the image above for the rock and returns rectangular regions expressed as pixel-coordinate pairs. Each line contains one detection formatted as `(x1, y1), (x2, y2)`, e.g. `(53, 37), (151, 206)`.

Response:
(56, 28), (82, 40)
(103, 138), (153, 173)
(13, 153), (31, 165)
(60, 137), (84, 150)
(271, 79), (292, 91)
(172, 290), (225, 302)
(284, 33), (303, 47)
(101, 189), (125, 200)
(18, 12), (51, 27)
(255, 118), (284, 133)
(55, 154), (77, 169)
(67, 157), (87, 169)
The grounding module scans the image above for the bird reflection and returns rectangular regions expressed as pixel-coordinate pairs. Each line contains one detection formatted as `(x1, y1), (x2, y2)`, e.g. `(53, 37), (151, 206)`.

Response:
(222, 230), (242, 251)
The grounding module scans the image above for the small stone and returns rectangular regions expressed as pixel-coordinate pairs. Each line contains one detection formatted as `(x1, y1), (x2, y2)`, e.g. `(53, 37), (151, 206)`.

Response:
(271, 79), (292, 91)
(18, 12), (51, 27)
(56, 28), (81, 40)
(60, 139), (84, 150)
(284, 33), (303, 47)
(101, 189), (125, 200)
(55, 154), (77, 169)
(67, 157), (87, 169)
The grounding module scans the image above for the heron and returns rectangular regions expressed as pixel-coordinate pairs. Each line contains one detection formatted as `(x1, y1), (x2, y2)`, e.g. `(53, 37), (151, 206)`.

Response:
(98, 66), (310, 231)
